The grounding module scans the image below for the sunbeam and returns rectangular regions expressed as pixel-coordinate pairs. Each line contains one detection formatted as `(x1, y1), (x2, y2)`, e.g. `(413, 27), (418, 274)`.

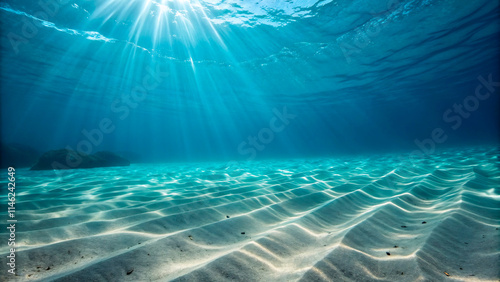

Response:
(0, 0), (499, 280)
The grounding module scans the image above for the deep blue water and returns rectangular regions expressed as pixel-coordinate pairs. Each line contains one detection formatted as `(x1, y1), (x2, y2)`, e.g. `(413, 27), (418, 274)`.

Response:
(1, 0), (499, 162)
(1, 2), (500, 280)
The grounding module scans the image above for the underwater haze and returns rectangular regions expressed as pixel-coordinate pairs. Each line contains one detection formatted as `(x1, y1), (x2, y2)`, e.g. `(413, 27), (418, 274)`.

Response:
(1, 0), (499, 161)
(1, 0), (500, 281)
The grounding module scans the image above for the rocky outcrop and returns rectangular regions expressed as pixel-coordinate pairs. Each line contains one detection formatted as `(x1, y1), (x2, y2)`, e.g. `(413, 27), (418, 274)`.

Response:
(1, 143), (39, 168)
(30, 149), (130, 170)
(116, 151), (142, 163)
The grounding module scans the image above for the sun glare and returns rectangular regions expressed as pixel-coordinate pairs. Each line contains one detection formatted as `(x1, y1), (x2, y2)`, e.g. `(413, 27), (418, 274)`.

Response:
(151, 0), (172, 13)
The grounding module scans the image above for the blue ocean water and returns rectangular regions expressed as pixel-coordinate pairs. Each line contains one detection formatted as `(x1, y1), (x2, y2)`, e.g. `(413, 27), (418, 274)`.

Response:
(1, 0), (499, 161)
(0, 0), (500, 281)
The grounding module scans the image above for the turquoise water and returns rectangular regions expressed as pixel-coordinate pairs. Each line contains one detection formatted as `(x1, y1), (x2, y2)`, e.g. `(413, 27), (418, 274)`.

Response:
(1, 0), (499, 160)
(1, 0), (500, 281)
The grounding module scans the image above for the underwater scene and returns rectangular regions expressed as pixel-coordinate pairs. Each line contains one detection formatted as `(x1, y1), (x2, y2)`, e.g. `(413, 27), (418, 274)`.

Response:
(0, 0), (499, 281)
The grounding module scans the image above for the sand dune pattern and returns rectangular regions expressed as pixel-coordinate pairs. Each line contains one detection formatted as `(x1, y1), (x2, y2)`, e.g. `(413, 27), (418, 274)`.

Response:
(1, 147), (499, 281)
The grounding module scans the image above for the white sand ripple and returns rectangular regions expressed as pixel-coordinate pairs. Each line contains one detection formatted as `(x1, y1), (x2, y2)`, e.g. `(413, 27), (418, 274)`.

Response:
(1, 147), (499, 281)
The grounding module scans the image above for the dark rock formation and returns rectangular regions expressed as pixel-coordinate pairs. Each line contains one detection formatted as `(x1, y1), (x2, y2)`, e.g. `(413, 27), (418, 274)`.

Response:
(1, 143), (39, 168)
(30, 149), (130, 170)
(93, 151), (130, 166)
(116, 151), (142, 163)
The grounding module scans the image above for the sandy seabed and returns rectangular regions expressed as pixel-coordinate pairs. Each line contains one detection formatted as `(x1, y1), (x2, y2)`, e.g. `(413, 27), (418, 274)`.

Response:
(1, 146), (499, 281)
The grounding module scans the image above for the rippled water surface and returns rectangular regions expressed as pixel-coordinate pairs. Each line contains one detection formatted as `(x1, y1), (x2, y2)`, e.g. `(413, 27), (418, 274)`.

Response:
(1, 0), (499, 280)
(1, 0), (499, 158)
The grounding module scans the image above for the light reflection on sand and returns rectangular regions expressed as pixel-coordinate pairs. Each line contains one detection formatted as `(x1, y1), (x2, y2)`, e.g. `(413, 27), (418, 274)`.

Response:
(0, 146), (498, 281)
